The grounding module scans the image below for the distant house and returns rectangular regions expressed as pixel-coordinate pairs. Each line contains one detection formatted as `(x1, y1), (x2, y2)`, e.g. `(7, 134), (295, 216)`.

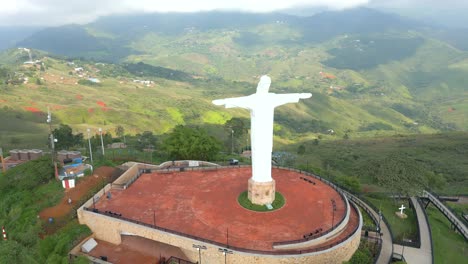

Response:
(107, 143), (127, 149)
(74, 67), (84, 72)
(87, 78), (101, 83)
(133, 79), (154, 85)
(241, 150), (251, 158)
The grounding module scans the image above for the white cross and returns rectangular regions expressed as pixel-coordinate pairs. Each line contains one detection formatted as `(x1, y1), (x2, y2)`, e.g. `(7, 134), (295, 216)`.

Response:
(399, 204), (406, 214)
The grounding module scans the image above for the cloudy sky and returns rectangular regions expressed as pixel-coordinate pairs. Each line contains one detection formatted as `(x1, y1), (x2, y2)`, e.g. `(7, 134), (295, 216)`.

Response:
(1, 0), (467, 26)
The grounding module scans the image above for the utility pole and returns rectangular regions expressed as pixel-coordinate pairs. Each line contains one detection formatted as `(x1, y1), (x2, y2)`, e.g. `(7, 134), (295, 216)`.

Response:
(47, 107), (58, 178)
(231, 129), (234, 154)
(99, 128), (105, 156)
(47, 107), (54, 165)
(87, 128), (93, 164)
(0, 148), (6, 173)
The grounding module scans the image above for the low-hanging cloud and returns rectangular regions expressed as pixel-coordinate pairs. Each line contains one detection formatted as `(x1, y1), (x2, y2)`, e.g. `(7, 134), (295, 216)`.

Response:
(0, 0), (370, 26)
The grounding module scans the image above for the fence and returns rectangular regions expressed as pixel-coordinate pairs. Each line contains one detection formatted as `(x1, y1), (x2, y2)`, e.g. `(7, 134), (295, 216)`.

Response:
(424, 190), (468, 240)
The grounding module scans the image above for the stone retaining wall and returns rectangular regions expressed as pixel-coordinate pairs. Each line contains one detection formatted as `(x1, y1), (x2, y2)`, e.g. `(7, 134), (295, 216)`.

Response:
(77, 202), (361, 264)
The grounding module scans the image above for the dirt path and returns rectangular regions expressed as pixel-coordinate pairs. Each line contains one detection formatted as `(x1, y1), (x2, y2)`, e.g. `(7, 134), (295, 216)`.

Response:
(39, 166), (116, 220)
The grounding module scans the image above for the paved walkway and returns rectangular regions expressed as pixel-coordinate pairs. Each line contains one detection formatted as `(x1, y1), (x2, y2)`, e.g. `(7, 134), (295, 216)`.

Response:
(423, 190), (468, 240)
(344, 192), (393, 264)
(393, 197), (432, 264)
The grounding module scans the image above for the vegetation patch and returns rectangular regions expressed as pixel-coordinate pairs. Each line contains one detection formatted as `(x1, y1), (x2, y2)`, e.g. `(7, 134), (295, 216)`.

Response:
(124, 62), (193, 82)
(237, 191), (285, 212)
(0, 157), (92, 263)
(364, 194), (418, 244)
(427, 204), (468, 263)
(323, 36), (424, 70)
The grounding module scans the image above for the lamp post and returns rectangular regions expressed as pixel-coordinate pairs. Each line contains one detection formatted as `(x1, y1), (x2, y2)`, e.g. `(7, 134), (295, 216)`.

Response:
(218, 248), (233, 264)
(99, 128), (105, 156)
(401, 238), (406, 260)
(331, 199), (337, 229)
(377, 210), (382, 236)
(46, 107), (55, 166)
(87, 128), (93, 164)
(192, 244), (207, 264)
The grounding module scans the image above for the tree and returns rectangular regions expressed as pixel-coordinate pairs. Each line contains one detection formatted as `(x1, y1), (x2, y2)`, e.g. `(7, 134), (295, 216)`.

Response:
(224, 117), (249, 152)
(224, 117), (248, 139)
(90, 132), (113, 150)
(163, 125), (221, 161)
(52, 124), (83, 150)
(115, 125), (125, 141)
(136, 131), (157, 150)
(297, 144), (306, 155)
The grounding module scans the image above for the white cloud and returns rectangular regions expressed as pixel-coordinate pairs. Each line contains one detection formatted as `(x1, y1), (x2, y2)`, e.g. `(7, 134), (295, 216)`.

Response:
(0, 0), (370, 26)
(119, 0), (370, 13)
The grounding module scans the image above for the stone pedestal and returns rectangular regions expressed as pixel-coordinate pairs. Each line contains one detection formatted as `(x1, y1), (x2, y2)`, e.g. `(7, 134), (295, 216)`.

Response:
(248, 178), (275, 205)
(395, 212), (408, 219)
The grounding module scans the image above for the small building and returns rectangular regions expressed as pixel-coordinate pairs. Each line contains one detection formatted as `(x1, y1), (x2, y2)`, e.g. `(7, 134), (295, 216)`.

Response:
(2, 149), (44, 171)
(57, 150), (82, 164)
(107, 143), (127, 149)
(241, 150), (251, 158)
(87, 78), (100, 83)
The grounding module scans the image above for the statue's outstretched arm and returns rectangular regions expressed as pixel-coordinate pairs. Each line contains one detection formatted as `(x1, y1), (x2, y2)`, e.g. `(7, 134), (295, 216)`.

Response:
(212, 96), (252, 110)
(272, 93), (312, 107)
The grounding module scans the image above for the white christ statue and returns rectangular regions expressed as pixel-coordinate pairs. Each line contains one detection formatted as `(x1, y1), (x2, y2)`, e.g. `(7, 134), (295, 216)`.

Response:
(213, 75), (311, 204)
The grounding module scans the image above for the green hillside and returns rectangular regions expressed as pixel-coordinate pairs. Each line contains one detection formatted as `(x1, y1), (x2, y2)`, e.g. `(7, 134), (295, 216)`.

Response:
(0, 50), (449, 149)
(1, 8), (467, 149)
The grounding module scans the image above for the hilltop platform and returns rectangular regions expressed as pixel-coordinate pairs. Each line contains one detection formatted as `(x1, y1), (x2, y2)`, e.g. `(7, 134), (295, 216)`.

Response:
(91, 167), (358, 251)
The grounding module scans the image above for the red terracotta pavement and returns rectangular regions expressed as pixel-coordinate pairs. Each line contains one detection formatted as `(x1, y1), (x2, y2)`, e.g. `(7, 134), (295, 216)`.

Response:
(95, 167), (355, 251)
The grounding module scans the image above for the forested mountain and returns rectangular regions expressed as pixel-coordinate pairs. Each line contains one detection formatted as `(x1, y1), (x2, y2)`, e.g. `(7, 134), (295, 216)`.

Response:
(1, 8), (467, 148)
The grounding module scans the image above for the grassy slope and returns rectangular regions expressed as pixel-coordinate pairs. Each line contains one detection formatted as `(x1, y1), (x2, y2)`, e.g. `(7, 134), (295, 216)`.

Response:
(0, 52), (439, 149)
(125, 25), (466, 132)
(0, 157), (92, 263)
(1, 23), (467, 149)
(427, 204), (468, 264)
(289, 132), (468, 194)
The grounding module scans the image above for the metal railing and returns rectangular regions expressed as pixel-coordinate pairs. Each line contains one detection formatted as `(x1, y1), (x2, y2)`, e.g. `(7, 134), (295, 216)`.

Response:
(423, 190), (468, 240)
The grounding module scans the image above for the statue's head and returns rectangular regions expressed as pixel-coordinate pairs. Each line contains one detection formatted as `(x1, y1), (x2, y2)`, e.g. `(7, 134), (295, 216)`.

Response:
(256, 75), (271, 94)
